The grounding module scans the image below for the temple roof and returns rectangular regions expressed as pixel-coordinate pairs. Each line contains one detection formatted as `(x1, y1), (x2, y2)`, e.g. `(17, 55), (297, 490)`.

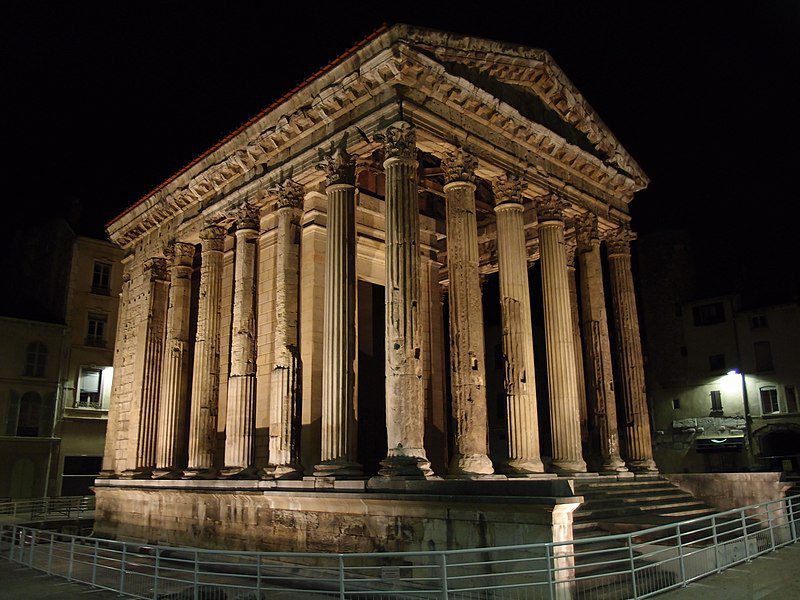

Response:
(107, 24), (648, 245)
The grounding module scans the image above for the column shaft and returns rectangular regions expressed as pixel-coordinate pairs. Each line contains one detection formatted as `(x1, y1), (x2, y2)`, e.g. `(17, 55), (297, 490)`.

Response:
(577, 216), (626, 473)
(493, 175), (543, 474)
(536, 194), (586, 473)
(186, 226), (225, 476)
(442, 149), (493, 477)
(565, 246), (589, 445)
(314, 149), (361, 477)
(154, 242), (196, 477)
(606, 227), (658, 472)
(223, 206), (259, 476)
(266, 181), (304, 478)
(124, 258), (169, 477)
(378, 121), (432, 478)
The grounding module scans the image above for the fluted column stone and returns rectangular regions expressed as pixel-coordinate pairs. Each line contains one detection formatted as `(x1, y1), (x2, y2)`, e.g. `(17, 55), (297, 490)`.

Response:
(264, 180), (304, 479)
(154, 242), (196, 478)
(492, 174), (544, 475)
(123, 257), (170, 477)
(376, 122), (433, 478)
(535, 193), (587, 474)
(605, 226), (658, 472)
(442, 148), (493, 477)
(314, 148), (362, 478)
(222, 203), (260, 477)
(185, 224), (226, 478)
(565, 240), (589, 446)
(576, 215), (627, 474)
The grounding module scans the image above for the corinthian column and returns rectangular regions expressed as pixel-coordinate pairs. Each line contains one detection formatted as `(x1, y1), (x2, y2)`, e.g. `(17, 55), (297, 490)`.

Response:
(605, 226), (658, 472)
(534, 193), (586, 474)
(264, 180), (304, 479)
(565, 240), (589, 445)
(313, 148), (362, 478)
(576, 215), (627, 474)
(153, 242), (196, 478)
(185, 224), (226, 478)
(376, 121), (433, 478)
(492, 174), (544, 475)
(222, 203), (260, 477)
(122, 258), (169, 478)
(442, 148), (493, 477)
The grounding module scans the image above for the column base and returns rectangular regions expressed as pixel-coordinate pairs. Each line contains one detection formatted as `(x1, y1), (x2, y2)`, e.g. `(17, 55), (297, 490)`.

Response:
(378, 453), (435, 479)
(219, 466), (259, 479)
(151, 468), (185, 480)
(626, 458), (659, 473)
(313, 459), (364, 479)
(96, 470), (117, 479)
(500, 457), (546, 476)
(550, 458), (588, 475)
(596, 456), (629, 475)
(119, 469), (153, 480)
(261, 464), (304, 480)
(182, 468), (219, 480)
(447, 453), (495, 478)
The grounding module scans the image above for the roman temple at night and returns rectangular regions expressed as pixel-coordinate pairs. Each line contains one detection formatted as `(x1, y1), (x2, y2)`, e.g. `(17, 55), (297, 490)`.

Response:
(96, 24), (660, 553)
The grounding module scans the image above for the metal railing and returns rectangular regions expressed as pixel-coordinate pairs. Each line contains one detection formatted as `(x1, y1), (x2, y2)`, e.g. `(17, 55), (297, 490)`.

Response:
(0, 496), (95, 525)
(0, 494), (797, 599)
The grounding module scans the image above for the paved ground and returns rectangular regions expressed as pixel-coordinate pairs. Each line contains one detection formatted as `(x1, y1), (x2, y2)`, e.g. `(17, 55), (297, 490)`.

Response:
(0, 561), (120, 599)
(660, 543), (800, 598)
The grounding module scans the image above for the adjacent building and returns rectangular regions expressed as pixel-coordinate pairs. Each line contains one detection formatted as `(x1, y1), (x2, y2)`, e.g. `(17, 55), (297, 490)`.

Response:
(0, 221), (122, 498)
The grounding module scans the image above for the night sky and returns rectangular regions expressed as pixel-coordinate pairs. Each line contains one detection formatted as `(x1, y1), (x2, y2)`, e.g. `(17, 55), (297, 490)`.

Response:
(5, 2), (799, 304)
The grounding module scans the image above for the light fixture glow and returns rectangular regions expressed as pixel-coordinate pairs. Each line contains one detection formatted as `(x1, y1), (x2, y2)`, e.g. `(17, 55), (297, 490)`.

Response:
(727, 368), (740, 376)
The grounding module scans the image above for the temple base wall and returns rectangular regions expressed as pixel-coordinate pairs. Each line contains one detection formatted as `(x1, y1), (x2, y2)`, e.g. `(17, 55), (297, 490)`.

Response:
(93, 480), (580, 554)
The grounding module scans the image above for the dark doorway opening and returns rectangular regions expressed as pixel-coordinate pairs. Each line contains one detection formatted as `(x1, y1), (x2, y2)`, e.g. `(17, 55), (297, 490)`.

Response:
(357, 280), (387, 475)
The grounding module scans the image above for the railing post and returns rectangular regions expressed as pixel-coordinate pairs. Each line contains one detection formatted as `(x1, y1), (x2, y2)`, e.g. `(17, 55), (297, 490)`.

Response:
(153, 546), (160, 598)
(545, 543), (555, 600)
(29, 529), (36, 567)
(7, 526), (15, 560)
(256, 554), (262, 597)
(92, 538), (99, 586)
(19, 527), (26, 562)
(766, 502), (776, 550)
(194, 550), (200, 600)
(741, 509), (751, 561)
(676, 524), (687, 587)
(338, 554), (346, 600)
(439, 552), (449, 600)
(47, 532), (54, 575)
(789, 497), (798, 542)
(68, 536), (75, 581)
(120, 544), (127, 595)
(628, 535), (639, 599)
(712, 515), (720, 573)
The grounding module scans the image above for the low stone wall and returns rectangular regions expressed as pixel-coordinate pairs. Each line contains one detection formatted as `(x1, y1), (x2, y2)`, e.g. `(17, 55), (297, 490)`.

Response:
(664, 472), (791, 512)
(93, 480), (580, 554)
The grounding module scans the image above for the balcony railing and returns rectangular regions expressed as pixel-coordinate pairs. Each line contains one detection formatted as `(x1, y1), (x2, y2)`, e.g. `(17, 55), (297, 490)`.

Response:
(84, 337), (107, 348)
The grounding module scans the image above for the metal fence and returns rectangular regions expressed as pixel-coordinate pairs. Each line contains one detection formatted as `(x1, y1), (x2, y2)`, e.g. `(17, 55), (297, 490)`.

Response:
(0, 494), (797, 599)
(0, 495), (94, 524)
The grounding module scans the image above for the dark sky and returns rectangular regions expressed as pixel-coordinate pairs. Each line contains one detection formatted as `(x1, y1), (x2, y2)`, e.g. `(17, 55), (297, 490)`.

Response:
(5, 1), (799, 302)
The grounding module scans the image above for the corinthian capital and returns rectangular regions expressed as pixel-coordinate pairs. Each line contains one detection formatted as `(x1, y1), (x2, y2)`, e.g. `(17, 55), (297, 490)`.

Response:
(565, 237), (578, 269)
(441, 148), (478, 184)
(272, 179), (305, 211)
(492, 174), (525, 207)
(604, 225), (637, 256)
(534, 192), (569, 222)
(575, 213), (600, 252)
(200, 224), (226, 252)
(227, 201), (260, 231)
(144, 257), (169, 282)
(318, 148), (355, 186)
(376, 121), (417, 161)
(164, 241), (196, 266)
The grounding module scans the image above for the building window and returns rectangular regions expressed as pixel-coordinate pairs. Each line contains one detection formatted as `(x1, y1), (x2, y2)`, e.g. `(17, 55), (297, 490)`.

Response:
(754, 341), (774, 372)
(751, 315), (768, 329)
(61, 456), (103, 496)
(16, 392), (42, 437)
(76, 368), (103, 409)
(91, 261), (112, 295)
(760, 387), (779, 414)
(86, 314), (107, 347)
(24, 341), (47, 378)
(672, 398), (681, 410)
(786, 386), (798, 414)
(708, 353), (726, 372)
(710, 390), (723, 412)
(692, 302), (725, 326)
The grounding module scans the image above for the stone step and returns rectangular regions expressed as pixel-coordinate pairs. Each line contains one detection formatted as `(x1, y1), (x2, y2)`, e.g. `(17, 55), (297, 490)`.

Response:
(576, 483), (678, 495)
(574, 501), (710, 522)
(580, 492), (694, 508)
(574, 478), (667, 489)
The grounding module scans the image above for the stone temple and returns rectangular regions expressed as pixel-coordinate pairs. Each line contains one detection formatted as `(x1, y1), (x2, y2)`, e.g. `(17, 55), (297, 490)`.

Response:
(95, 24), (658, 553)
